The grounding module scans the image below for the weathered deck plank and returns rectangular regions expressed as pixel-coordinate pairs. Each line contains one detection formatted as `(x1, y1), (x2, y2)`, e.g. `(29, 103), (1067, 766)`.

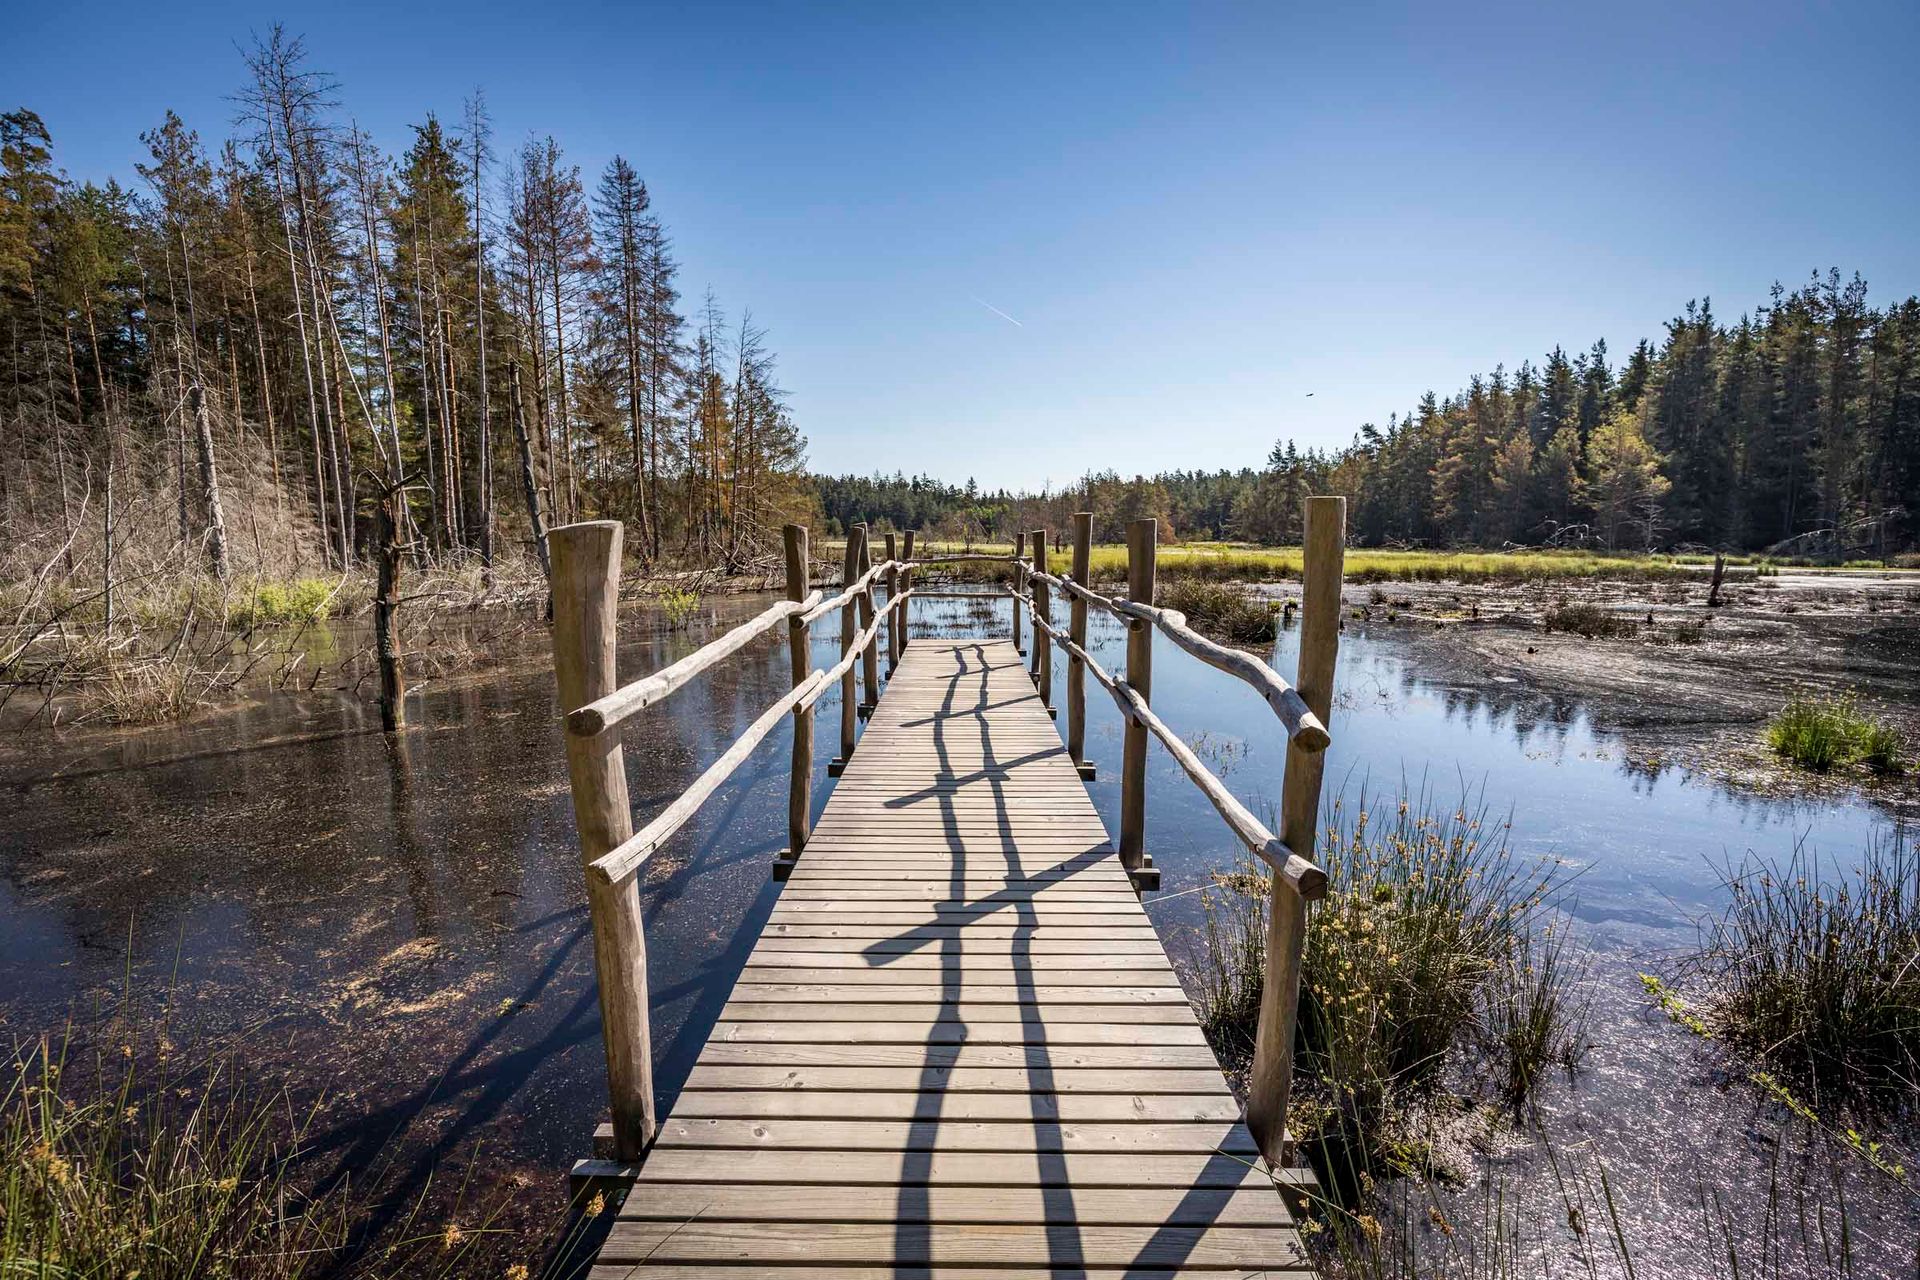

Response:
(599, 638), (1315, 1277)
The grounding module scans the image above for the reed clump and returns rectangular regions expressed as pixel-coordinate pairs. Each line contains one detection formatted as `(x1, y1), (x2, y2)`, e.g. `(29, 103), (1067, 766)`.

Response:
(1158, 579), (1277, 644)
(1197, 784), (1587, 1174)
(1767, 694), (1908, 774)
(1, 1037), (346, 1279)
(1542, 600), (1631, 638)
(1692, 836), (1920, 1104)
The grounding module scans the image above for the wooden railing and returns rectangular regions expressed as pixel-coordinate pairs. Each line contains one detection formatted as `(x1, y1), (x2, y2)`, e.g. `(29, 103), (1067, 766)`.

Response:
(548, 499), (1345, 1170)
(1011, 499), (1346, 1164)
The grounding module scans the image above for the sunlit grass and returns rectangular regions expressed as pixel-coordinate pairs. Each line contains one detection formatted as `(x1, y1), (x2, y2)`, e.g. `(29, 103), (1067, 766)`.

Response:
(1692, 834), (1920, 1104)
(1197, 783), (1583, 1176)
(894, 540), (1757, 585)
(1767, 694), (1908, 774)
(1158, 578), (1277, 643)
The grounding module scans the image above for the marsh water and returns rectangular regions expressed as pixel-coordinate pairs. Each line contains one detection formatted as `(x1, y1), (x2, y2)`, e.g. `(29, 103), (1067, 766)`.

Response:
(2, 590), (1912, 1274)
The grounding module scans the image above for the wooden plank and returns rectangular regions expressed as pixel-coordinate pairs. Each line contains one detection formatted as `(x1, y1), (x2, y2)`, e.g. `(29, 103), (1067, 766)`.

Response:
(592, 1270), (1309, 1280)
(718, 1001), (1197, 1023)
(708, 1020), (1207, 1046)
(614, 1182), (1290, 1226)
(632, 1147), (1277, 1188)
(726, 984), (1190, 1004)
(597, 1221), (1308, 1269)
(655, 1118), (1260, 1153)
(739, 952), (1176, 971)
(667, 1090), (1242, 1122)
(681, 1065), (1232, 1094)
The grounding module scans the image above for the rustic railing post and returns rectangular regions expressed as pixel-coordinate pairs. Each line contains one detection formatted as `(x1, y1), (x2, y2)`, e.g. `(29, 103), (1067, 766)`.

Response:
(884, 532), (901, 674)
(1030, 529), (1053, 714)
(1010, 554), (1024, 655)
(900, 530), (915, 653)
(1247, 495), (1346, 1166)
(1119, 519), (1156, 878)
(1067, 511), (1094, 779)
(549, 520), (655, 1162)
(857, 523), (879, 718)
(1028, 532), (1043, 687)
(781, 524), (813, 870)
(829, 526), (863, 776)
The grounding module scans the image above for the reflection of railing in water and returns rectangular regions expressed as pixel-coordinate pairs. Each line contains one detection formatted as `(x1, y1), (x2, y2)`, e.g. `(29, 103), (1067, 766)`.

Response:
(548, 498), (1346, 1174)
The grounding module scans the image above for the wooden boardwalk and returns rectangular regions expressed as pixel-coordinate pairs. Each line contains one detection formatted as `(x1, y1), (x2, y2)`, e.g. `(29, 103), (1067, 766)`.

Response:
(590, 638), (1313, 1277)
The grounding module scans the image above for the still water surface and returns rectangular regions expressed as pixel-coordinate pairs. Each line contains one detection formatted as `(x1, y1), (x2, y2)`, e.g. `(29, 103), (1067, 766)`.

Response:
(1, 591), (1909, 1271)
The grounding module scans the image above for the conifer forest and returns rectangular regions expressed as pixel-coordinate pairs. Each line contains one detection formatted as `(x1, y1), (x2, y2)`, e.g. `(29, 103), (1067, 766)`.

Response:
(1, 27), (811, 618)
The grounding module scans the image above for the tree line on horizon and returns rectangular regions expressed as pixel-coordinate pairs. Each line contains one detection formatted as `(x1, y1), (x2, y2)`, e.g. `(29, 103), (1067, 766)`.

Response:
(819, 272), (1920, 558)
(1, 26), (813, 613)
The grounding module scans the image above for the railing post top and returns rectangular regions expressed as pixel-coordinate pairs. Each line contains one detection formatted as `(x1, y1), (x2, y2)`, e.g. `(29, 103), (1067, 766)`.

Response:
(550, 518), (624, 544)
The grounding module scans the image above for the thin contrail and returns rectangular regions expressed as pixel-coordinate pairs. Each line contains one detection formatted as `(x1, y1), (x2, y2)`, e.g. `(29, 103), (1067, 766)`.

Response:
(969, 294), (1023, 328)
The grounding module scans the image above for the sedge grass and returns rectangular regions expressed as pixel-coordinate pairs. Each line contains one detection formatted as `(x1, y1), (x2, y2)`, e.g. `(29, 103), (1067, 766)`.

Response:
(1767, 695), (1908, 774)
(1158, 578), (1279, 643)
(1196, 782), (1583, 1176)
(1691, 834), (1920, 1105)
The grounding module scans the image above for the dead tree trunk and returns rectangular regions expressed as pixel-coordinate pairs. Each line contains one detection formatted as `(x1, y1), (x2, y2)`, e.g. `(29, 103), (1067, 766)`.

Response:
(187, 383), (232, 582)
(508, 360), (551, 582)
(375, 483), (405, 731)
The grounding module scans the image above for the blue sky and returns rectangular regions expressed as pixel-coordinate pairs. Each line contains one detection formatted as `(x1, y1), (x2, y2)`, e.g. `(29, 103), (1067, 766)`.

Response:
(12, 1), (1918, 490)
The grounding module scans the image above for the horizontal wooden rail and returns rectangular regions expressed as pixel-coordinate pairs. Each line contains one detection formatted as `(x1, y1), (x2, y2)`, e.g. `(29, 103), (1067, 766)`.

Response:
(906, 589), (1007, 600)
(906, 552), (1021, 564)
(590, 588), (914, 887)
(589, 669), (828, 886)
(1108, 678), (1326, 901)
(799, 560), (899, 624)
(567, 590), (823, 737)
(1026, 610), (1324, 902)
(1028, 569), (1327, 752)
(1110, 600), (1327, 751)
(802, 590), (907, 713)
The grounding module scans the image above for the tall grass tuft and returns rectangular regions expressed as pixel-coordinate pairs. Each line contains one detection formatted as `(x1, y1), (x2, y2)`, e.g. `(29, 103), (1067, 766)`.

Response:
(1159, 579), (1278, 644)
(1692, 834), (1920, 1103)
(1196, 783), (1583, 1176)
(0, 1026), (531, 1278)
(1478, 926), (1592, 1105)
(1, 1037), (345, 1278)
(1767, 694), (1908, 774)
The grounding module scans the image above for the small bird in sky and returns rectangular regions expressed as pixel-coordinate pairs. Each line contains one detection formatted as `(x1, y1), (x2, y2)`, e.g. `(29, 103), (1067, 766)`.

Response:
(1305, 392), (1315, 397)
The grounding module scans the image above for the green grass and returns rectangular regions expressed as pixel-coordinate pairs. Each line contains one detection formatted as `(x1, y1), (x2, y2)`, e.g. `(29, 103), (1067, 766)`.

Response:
(1767, 694), (1908, 774)
(898, 539), (1741, 586)
(0, 1026), (554, 1279)
(1692, 835), (1920, 1105)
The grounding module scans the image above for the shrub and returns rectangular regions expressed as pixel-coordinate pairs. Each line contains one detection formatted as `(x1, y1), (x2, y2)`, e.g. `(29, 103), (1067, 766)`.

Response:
(226, 577), (338, 628)
(1767, 694), (1907, 774)
(659, 587), (701, 629)
(1692, 836), (1920, 1105)
(1159, 578), (1277, 644)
